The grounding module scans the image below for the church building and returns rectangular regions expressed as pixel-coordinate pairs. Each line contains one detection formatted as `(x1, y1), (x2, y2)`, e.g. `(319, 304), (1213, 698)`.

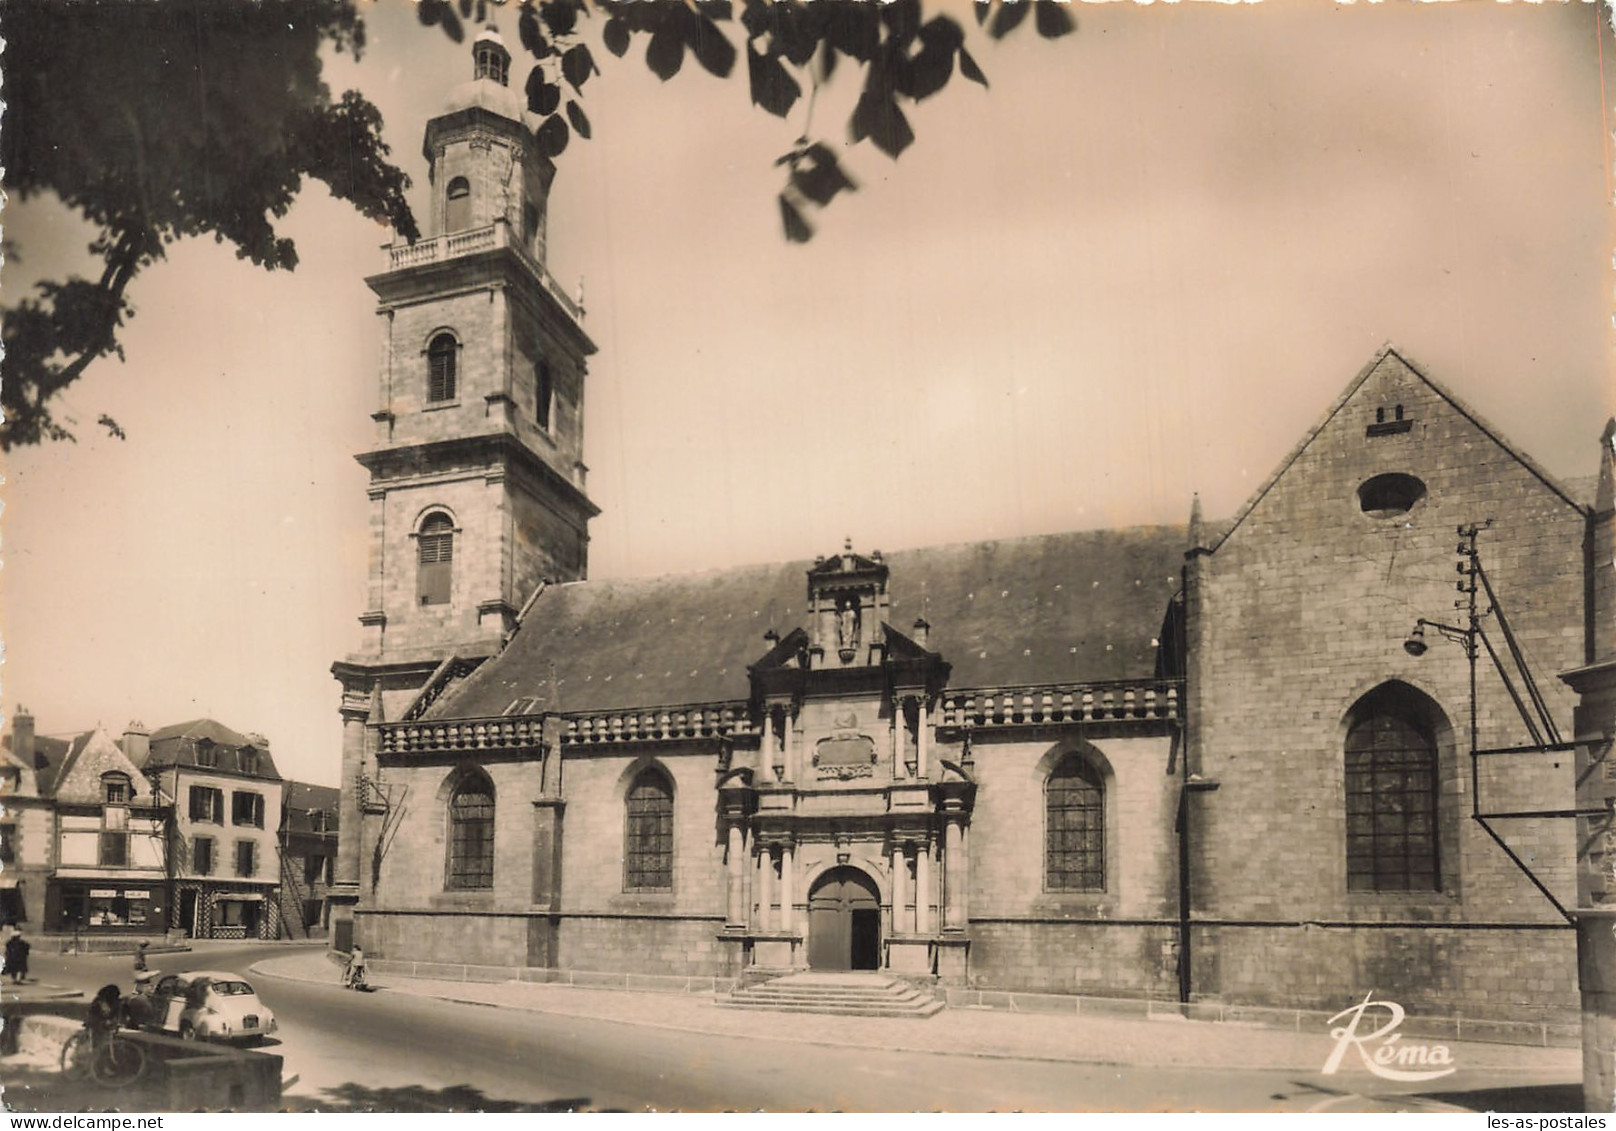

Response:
(331, 30), (1602, 1025)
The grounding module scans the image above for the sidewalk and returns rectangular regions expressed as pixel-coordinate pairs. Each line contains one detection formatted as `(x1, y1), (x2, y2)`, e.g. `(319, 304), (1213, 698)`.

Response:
(249, 950), (1580, 1078)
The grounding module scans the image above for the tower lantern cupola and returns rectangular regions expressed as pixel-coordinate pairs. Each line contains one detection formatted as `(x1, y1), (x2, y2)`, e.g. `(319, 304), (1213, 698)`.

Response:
(472, 25), (510, 86)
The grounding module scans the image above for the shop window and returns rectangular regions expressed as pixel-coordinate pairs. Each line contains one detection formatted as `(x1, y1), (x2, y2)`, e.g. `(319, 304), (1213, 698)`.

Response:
(624, 768), (674, 893)
(1045, 755), (1105, 892)
(235, 841), (257, 878)
(99, 833), (129, 868)
(192, 838), (213, 876)
(446, 772), (495, 891)
(0, 824), (14, 864)
(190, 786), (224, 825)
(232, 791), (265, 829)
(0, 887), (24, 925)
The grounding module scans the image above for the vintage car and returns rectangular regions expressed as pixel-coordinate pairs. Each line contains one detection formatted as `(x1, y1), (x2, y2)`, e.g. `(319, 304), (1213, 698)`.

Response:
(134, 970), (278, 1045)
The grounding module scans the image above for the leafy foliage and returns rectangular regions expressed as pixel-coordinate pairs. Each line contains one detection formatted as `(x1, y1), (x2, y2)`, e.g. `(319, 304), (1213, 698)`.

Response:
(0, 0), (416, 448)
(2, 0), (1072, 447)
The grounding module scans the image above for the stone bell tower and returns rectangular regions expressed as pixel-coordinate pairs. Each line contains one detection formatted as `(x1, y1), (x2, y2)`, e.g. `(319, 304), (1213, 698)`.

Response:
(329, 25), (598, 947)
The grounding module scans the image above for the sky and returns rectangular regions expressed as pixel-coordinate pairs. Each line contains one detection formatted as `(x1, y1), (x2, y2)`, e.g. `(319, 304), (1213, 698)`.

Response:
(4, 0), (1613, 787)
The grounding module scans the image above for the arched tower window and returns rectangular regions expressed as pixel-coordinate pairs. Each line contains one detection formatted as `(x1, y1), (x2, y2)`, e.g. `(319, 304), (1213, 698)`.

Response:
(416, 511), (455, 607)
(624, 768), (673, 892)
(444, 177), (472, 234)
(427, 332), (459, 402)
(446, 772), (495, 890)
(536, 360), (553, 431)
(1346, 686), (1440, 892)
(1045, 754), (1104, 892)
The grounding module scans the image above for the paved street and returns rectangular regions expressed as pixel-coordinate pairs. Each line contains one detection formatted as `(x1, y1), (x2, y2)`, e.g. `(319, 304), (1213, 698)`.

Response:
(7, 941), (1584, 1113)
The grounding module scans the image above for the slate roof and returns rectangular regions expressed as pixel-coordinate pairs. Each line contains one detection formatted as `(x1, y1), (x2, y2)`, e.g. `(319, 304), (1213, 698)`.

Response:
(282, 780), (340, 836)
(2, 732), (74, 795)
(144, 718), (283, 780)
(438, 525), (1189, 719)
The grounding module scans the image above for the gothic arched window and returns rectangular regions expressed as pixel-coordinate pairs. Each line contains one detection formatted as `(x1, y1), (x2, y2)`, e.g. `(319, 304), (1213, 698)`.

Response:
(1346, 694), (1440, 892)
(446, 773), (495, 890)
(445, 176), (472, 233)
(416, 511), (455, 607)
(624, 769), (673, 893)
(427, 333), (458, 402)
(1045, 754), (1104, 892)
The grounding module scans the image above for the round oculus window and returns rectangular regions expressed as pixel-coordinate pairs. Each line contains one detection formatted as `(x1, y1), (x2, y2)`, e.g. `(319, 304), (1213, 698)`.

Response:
(1358, 473), (1427, 518)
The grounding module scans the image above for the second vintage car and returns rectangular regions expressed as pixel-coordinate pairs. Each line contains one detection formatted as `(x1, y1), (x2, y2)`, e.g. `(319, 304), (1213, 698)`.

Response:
(131, 970), (278, 1045)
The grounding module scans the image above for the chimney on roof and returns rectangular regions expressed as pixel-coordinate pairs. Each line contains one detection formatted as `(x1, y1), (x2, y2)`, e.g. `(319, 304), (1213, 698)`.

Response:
(913, 617), (930, 648)
(13, 707), (34, 769)
(121, 721), (150, 766)
(246, 732), (269, 748)
(1188, 493), (1206, 555)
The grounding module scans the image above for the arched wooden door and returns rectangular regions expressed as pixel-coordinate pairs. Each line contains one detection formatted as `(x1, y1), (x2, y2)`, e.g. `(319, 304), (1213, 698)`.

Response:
(807, 867), (881, 971)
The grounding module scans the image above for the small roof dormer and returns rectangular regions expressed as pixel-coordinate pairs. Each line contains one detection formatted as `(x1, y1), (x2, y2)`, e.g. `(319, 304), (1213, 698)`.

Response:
(806, 540), (891, 668)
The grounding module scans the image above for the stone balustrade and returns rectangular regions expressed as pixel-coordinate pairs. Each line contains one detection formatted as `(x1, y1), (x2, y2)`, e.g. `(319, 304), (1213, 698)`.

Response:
(384, 220), (582, 320)
(939, 679), (1181, 730)
(376, 700), (753, 755)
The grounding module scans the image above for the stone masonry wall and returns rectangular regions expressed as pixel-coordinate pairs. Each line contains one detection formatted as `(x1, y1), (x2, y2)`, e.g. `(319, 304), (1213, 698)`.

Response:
(1193, 352), (1585, 1019)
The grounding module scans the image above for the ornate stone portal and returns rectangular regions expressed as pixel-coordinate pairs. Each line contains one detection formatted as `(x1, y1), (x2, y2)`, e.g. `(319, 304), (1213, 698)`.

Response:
(719, 543), (971, 978)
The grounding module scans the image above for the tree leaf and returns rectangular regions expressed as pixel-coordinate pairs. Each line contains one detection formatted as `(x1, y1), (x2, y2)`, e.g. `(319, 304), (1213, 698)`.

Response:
(526, 68), (561, 116)
(695, 0), (733, 21)
(603, 16), (632, 57)
(458, 0), (473, 20)
(691, 16), (738, 78)
(562, 43), (598, 90)
(779, 194), (812, 243)
(790, 144), (856, 206)
(1035, 0), (1075, 38)
(905, 44), (953, 101)
(565, 99), (592, 140)
(988, 0), (1028, 39)
(974, 0), (991, 26)
(534, 112), (570, 158)
(747, 44), (802, 118)
(519, 6), (553, 58)
(850, 90), (914, 159)
(646, 24), (685, 80)
(880, 0), (923, 45)
(539, 0), (577, 38)
(958, 47), (988, 88)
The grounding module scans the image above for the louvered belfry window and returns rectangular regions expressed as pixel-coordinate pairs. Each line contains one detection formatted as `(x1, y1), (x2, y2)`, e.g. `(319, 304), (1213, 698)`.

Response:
(1046, 755), (1105, 892)
(1346, 712), (1440, 891)
(427, 333), (458, 402)
(624, 770), (674, 892)
(448, 778), (495, 890)
(417, 512), (454, 606)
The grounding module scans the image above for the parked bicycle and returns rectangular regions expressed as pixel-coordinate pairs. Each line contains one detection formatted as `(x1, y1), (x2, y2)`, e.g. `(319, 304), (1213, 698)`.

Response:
(60, 985), (147, 1087)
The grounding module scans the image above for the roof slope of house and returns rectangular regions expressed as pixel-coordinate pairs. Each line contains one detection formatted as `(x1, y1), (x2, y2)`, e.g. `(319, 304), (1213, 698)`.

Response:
(144, 718), (283, 780)
(439, 525), (1189, 719)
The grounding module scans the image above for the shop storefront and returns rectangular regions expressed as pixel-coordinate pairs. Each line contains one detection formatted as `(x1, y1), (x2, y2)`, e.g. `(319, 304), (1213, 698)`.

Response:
(173, 881), (280, 940)
(47, 880), (168, 934)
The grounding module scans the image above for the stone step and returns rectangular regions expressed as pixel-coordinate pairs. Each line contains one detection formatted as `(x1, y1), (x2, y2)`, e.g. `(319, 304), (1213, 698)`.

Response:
(733, 984), (927, 1000)
(730, 990), (930, 1007)
(717, 998), (945, 1018)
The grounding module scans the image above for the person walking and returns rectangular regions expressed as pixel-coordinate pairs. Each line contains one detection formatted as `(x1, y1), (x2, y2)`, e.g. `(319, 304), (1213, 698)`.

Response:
(5, 928), (31, 985)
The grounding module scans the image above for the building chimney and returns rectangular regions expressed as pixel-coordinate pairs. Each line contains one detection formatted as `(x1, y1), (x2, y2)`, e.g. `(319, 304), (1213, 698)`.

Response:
(13, 707), (35, 769)
(121, 721), (150, 767)
(913, 617), (930, 648)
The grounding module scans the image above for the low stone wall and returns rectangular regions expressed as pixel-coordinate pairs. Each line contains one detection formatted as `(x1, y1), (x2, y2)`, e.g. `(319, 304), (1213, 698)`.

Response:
(942, 987), (1583, 1049)
(369, 957), (737, 995)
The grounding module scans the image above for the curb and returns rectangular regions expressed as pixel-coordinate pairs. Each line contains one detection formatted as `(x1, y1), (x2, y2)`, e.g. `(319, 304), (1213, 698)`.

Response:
(250, 959), (1568, 1077)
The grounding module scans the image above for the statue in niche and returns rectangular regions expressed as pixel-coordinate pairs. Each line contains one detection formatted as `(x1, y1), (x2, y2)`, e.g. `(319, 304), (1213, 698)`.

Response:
(836, 596), (861, 654)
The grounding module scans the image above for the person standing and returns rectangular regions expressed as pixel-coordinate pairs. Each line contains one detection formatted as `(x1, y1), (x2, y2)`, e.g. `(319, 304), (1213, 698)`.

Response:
(5, 929), (31, 984)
